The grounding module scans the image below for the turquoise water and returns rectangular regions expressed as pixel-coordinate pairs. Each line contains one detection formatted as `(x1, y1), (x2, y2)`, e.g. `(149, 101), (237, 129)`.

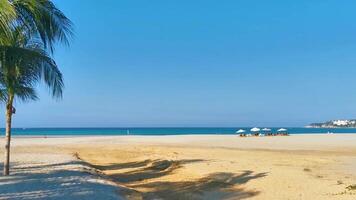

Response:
(2, 127), (356, 136)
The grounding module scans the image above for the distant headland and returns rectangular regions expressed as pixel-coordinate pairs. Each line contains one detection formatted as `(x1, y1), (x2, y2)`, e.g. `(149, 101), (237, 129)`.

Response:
(306, 119), (356, 128)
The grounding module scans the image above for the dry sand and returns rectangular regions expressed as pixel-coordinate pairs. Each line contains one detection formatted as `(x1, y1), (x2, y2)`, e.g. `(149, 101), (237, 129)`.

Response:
(2, 134), (356, 199)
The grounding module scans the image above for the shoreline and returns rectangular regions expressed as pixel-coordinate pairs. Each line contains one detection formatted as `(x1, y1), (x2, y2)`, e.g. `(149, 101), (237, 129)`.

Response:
(9, 132), (356, 137)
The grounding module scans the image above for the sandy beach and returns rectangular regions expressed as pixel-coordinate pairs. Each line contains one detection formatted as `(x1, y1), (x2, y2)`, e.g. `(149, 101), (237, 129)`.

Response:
(1, 134), (356, 199)
(2, 1), (355, 199)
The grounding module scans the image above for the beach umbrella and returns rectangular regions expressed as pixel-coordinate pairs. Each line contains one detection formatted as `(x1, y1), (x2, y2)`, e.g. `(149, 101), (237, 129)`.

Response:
(277, 128), (287, 132)
(262, 128), (271, 131)
(236, 129), (246, 134)
(250, 127), (260, 132)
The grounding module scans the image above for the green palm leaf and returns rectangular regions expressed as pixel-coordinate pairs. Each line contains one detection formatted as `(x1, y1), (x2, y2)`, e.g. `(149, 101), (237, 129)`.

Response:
(0, 44), (64, 100)
(0, 0), (16, 44)
(13, 0), (74, 52)
(0, 0), (74, 51)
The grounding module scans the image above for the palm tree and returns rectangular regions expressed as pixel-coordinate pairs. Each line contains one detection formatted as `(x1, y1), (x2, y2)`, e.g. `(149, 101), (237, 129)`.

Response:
(1, 27), (64, 175)
(0, 0), (73, 175)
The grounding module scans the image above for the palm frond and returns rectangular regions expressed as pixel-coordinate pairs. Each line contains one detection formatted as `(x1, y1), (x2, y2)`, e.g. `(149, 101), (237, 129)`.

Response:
(0, 0), (70, 103)
(0, 0), (16, 45)
(0, 88), (6, 102)
(12, 0), (74, 52)
(14, 85), (38, 102)
(0, 44), (64, 101)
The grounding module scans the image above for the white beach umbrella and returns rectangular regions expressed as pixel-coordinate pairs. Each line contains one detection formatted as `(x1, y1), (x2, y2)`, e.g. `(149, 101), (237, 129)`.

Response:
(250, 127), (260, 132)
(262, 128), (271, 131)
(236, 129), (246, 134)
(277, 128), (287, 132)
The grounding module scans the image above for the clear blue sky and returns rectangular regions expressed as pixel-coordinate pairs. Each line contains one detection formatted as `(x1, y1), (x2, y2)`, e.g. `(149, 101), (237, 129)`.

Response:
(3, 0), (356, 127)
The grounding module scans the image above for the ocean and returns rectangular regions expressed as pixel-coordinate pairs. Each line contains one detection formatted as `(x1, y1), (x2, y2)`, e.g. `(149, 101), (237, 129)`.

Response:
(2, 127), (356, 136)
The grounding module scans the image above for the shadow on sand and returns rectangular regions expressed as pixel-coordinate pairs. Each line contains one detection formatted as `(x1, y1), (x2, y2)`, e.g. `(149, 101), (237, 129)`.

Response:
(91, 159), (268, 200)
(1, 157), (268, 200)
(0, 161), (119, 200)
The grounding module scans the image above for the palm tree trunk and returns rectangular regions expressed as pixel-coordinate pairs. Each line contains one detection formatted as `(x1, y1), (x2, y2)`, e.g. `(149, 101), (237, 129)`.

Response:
(4, 95), (14, 176)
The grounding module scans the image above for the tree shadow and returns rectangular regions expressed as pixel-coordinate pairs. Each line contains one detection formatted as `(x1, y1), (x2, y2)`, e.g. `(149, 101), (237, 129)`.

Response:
(137, 171), (267, 200)
(1, 157), (268, 200)
(110, 159), (204, 183)
(10, 161), (84, 171)
(96, 158), (267, 200)
(93, 159), (153, 171)
(0, 161), (119, 200)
